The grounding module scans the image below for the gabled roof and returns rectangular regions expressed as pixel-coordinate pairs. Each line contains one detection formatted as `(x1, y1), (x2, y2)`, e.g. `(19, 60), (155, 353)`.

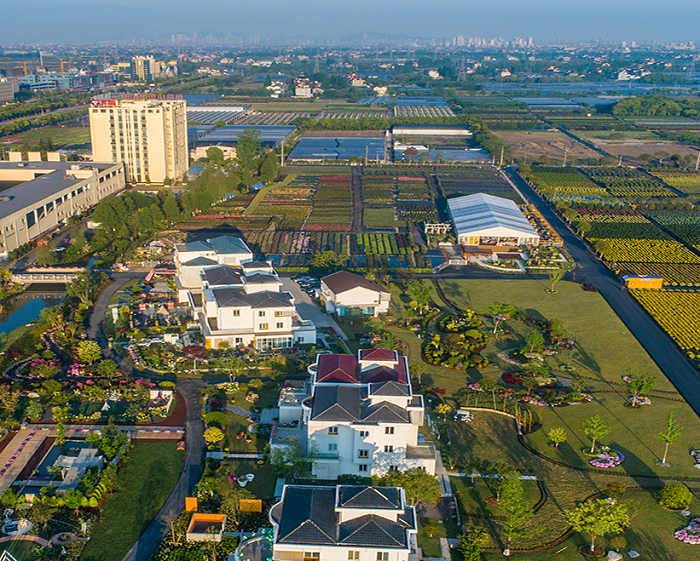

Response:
(183, 240), (214, 253)
(242, 260), (273, 269)
(277, 487), (337, 545)
(371, 381), (410, 397)
(208, 235), (252, 255)
(202, 265), (243, 286)
(316, 354), (359, 384)
(338, 515), (407, 548)
(360, 348), (396, 362)
(362, 402), (410, 424)
(245, 273), (281, 285)
(360, 355), (409, 385)
(338, 486), (402, 509)
(183, 256), (218, 267)
(311, 386), (362, 421)
(211, 287), (249, 308)
(248, 291), (293, 309)
(322, 271), (390, 295)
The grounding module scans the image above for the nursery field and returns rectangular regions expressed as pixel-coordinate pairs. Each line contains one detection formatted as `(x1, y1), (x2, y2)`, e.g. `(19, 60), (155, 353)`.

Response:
(437, 168), (522, 203)
(631, 289), (700, 352)
(650, 171), (700, 195)
(304, 175), (353, 231)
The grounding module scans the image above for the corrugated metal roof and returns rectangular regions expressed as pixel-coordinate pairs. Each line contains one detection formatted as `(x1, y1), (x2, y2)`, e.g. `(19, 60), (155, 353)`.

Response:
(447, 193), (539, 239)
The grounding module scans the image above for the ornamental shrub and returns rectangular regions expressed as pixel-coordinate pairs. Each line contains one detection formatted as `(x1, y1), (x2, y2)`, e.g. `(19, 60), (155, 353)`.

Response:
(659, 483), (693, 510)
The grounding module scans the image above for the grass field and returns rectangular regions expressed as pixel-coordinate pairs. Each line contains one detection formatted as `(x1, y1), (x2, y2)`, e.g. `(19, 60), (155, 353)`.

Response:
(0, 539), (40, 561)
(79, 442), (185, 561)
(0, 126), (91, 150)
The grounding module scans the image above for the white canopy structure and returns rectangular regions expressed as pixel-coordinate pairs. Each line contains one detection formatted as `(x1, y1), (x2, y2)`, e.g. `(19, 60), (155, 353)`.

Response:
(447, 193), (540, 246)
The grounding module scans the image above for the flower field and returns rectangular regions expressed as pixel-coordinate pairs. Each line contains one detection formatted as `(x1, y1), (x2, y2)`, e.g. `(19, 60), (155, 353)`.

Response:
(396, 176), (431, 202)
(362, 176), (394, 204)
(632, 289), (700, 351)
(396, 205), (439, 223)
(305, 175), (353, 230)
(650, 171), (700, 194)
(529, 170), (606, 194)
(589, 238), (700, 263)
(575, 208), (650, 223)
(438, 169), (522, 202)
(353, 233), (410, 255)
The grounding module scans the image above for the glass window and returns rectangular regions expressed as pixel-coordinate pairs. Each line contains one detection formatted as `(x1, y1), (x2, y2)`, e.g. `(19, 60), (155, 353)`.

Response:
(385, 427), (394, 435)
(384, 446), (393, 453)
(232, 310), (240, 316)
(358, 450), (368, 458)
(329, 426), (338, 435)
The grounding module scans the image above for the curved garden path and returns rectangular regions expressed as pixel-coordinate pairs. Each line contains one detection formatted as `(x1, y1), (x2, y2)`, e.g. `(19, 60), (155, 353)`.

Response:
(85, 273), (207, 561)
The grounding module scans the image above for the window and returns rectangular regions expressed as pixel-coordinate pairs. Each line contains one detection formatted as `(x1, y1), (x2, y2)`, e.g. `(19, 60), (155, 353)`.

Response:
(377, 554), (389, 561)
(358, 464), (368, 473)
(384, 446), (393, 453)
(385, 427), (394, 435)
(276, 322), (284, 329)
(303, 554), (320, 561)
(359, 430), (369, 437)
(358, 449), (369, 459)
(232, 310), (240, 317)
(275, 311), (284, 317)
(348, 552), (360, 560)
(329, 426), (338, 435)
(328, 443), (337, 452)
(259, 323), (268, 331)
(258, 311), (266, 317)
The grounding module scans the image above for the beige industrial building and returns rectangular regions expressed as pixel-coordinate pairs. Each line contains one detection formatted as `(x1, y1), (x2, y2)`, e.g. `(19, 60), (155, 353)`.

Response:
(89, 98), (188, 184)
(0, 77), (19, 103)
(0, 160), (125, 258)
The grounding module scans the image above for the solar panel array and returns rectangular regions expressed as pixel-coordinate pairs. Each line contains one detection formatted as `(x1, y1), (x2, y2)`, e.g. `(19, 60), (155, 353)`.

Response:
(289, 137), (385, 160)
(197, 125), (296, 147)
(187, 109), (245, 125)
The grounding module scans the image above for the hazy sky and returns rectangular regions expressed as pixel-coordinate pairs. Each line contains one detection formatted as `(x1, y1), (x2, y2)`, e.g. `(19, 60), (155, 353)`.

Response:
(1, 0), (699, 44)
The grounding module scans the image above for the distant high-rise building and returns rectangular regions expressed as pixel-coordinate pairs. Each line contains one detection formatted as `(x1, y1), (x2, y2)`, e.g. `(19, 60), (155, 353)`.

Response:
(0, 77), (19, 103)
(89, 98), (188, 184)
(130, 55), (178, 81)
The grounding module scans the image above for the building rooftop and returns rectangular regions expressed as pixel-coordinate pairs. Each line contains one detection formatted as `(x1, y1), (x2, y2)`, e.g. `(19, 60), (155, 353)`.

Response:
(202, 265), (243, 286)
(208, 235), (252, 255)
(316, 354), (359, 384)
(360, 348), (397, 362)
(310, 386), (410, 423)
(183, 256), (217, 267)
(0, 161), (120, 221)
(447, 193), (539, 240)
(322, 271), (390, 295)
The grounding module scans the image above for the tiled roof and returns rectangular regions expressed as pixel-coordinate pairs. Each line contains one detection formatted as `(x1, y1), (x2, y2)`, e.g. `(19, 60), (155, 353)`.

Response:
(212, 287), (249, 308)
(203, 265), (243, 286)
(183, 240), (214, 252)
(371, 381), (410, 397)
(360, 348), (396, 362)
(208, 235), (252, 255)
(338, 486), (402, 509)
(248, 292), (293, 309)
(242, 260), (273, 269)
(245, 273), (281, 285)
(275, 485), (413, 549)
(183, 256), (218, 267)
(361, 402), (410, 424)
(360, 356), (409, 384)
(311, 386), (362, 421)
(322, 271), (390, 295)
(316, 354), (359, 384)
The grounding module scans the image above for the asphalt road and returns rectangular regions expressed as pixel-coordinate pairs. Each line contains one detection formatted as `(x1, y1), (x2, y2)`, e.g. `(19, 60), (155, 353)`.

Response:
(504, 166), (700, 418)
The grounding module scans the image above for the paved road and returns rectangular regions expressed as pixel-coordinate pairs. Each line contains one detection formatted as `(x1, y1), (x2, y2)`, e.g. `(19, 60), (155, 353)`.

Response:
(504, 166), (700, 418)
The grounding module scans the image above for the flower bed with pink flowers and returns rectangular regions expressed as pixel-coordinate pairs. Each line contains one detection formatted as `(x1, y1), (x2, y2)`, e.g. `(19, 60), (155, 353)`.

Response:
(589, 448), (625, 469)
(675, 518), (700, 544)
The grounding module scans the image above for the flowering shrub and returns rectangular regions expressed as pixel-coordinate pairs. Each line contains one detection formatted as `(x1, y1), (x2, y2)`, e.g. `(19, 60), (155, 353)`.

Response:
(589, 448), (625, 469)
(675, 519), (700, 545)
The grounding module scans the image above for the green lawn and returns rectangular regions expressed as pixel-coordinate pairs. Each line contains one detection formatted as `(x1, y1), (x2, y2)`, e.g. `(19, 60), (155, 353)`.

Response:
(79, 442), (185, 561)
(417, 516), (461, 558)
(224, 411), (261, 452)
(222, 460), (277, 501)
(0, 539), (41, 561)
(1, 126), (91, 150)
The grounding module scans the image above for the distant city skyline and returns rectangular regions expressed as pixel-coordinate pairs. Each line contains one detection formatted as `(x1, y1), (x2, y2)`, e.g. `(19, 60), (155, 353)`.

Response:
(1, 0), (700, 45)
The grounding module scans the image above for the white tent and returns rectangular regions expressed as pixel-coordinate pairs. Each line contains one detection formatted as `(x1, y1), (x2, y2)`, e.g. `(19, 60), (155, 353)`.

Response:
(447, 193), (540, 246)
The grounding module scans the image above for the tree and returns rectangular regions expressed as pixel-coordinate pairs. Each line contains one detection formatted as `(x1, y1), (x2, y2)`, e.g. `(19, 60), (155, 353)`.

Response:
(424, 524), (440, 538)
(259, 151), (279, 184)
(36, 244), (56, 267)
(206, 146), (224, 162)
(26, 400), (44, 421)
(459, 527), (490, 561)
(236, 128), (262, 171)
(0, 386), (20, 420)
(593, 240), (610, 256)
(408, 280), (434, 313)
(547, 268), (566, 293)
(657, 412), (682, 466)
(524, 330), (544, 353)
(547, 428), (567, 449)
(480, 377), (497, 409)
(435, 403), (452, 420)
(97, 359), (119, 381)
(499, 474), (533, 552)
(522, 375), (539, 397)
(482, 302), (517, 335)
(565, 499), (630, 553)
(56, 421), (66, 445)
(380, 468), (441, 506)
(404, 146), (419, 163)
(622, 369), (656, 408)
(580, 415), (611, 454)
(77, 340), (102, 364)
(268, 438), (317, 482)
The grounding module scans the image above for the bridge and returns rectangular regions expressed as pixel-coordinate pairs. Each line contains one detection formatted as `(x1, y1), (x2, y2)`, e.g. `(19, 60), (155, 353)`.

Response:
(11, 267), (85, 284)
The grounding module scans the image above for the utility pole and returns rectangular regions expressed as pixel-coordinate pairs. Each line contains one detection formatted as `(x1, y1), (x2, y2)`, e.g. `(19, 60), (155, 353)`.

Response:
(562, 148), (567, 168)
(695, 147), (700, 171)
(499, 145), (504, 167)
(280, 140), (284, 167)
(618, 155), (623, 166)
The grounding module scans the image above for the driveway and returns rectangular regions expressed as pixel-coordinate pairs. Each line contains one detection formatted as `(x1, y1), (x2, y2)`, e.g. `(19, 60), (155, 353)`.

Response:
(280, 276), (348, 340)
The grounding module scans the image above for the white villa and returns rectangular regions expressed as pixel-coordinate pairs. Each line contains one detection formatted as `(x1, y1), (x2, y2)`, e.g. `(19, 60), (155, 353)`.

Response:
(320, 271), (391, 317)
(273, 348), (435, 479)
(262, 484), (418, 561)
(174, 235), (315, 350)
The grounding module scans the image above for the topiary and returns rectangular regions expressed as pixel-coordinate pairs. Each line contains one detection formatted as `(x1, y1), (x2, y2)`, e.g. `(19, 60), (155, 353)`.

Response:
(659, 483), (692, 510)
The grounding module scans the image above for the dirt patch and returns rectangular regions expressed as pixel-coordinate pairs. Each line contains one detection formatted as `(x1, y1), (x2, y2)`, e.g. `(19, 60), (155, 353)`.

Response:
(494, 131), (599, 161)
(591, 141), (698, 165)
(157, 390), (187, 427)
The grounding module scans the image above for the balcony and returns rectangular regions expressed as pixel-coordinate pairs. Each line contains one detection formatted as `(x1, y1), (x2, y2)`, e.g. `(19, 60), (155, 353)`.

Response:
(406, 442), (436, 460)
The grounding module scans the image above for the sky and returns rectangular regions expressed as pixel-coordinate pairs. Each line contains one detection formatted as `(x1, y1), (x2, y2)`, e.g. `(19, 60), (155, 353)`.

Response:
(0, 0), (699, 45)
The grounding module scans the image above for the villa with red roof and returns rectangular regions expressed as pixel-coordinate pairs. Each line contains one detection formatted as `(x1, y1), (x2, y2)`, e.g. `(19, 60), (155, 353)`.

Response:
(273, 348), (436, 479)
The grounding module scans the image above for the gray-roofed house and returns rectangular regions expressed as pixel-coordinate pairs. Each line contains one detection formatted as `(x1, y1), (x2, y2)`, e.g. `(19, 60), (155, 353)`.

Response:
(174, 234), (254, 290)
(321, 271), (391, 317)
(256, 484), (417, 561)
(273, 349), (434, 479)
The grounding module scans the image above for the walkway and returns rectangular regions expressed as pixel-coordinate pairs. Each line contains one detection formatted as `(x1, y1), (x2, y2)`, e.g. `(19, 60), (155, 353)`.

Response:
(0, 429), (44, 493)
(504, 166), (700, 418)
